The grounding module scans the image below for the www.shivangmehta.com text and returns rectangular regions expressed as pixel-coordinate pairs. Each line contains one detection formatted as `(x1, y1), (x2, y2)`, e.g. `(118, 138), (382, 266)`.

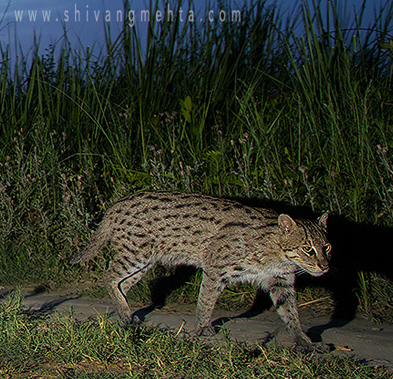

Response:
(14, 4), (242, 26)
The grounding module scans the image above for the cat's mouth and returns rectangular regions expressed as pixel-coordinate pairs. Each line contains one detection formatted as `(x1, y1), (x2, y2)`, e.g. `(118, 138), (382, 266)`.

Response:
(310, 267), (329, 276)
(295, 263), (329, 277)
(298, 266), (329, 277)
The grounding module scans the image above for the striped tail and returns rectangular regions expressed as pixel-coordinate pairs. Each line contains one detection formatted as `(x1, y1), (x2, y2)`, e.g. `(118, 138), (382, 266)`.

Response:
(70, 218), (112, 264)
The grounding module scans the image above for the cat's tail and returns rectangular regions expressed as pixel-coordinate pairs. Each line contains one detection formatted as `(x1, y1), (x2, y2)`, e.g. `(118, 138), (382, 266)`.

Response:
(70, 216), (112, 264)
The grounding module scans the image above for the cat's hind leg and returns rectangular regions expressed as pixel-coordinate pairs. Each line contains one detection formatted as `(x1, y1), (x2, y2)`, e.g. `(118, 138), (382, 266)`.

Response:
(195, 271), (225, 336)
(104, 255), (152, 325)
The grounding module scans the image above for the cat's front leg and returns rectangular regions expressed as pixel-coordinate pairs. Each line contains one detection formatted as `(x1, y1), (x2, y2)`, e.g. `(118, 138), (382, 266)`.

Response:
(267, 274), (327, 352)
(195, 271), (225, 336)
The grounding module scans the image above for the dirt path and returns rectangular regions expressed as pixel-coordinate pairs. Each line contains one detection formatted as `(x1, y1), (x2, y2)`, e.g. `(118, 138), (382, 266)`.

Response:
(1, 286), (392, 368)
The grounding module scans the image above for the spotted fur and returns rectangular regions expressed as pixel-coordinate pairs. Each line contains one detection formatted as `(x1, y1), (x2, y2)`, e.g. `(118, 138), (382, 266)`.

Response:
(71, 191), (331, 351)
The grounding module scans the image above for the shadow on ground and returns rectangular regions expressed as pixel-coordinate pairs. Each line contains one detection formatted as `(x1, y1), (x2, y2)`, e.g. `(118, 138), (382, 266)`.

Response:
(238, 197), (393, 326)
(129, 197), (393, 339)
(1, 197), (392, 367)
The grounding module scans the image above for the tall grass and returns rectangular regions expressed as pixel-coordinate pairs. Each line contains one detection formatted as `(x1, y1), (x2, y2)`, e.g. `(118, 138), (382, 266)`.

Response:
(0, 0), (392, 314)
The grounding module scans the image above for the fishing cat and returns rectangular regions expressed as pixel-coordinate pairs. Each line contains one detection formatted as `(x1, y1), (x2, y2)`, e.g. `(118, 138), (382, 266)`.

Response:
(71, 191), (331, 351)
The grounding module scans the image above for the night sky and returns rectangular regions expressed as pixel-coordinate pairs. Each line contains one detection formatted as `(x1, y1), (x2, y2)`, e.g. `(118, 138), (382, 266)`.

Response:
(0, 0), (388, 57)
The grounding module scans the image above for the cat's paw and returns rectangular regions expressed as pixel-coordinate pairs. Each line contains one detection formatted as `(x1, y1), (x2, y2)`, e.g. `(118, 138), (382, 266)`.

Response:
(195, 325), (217, 336)
(119, 314), (140, 328)
(131, 314), (143, 325)
(312, 342), (331, 354)
(119, 318), (135, 329)
(294, 341), (330, 354)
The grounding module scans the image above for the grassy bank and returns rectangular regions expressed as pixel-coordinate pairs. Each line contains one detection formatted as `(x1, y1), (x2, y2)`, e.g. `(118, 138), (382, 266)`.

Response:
(0, 291), (391, 378)
(0, 0), (393, 320)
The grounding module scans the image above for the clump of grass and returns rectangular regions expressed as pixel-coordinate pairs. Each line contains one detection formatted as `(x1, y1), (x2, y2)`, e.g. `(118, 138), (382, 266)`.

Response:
(0, 291), (391, 378)
(357, 272), (393, 323)
(0, 121), (94, 285)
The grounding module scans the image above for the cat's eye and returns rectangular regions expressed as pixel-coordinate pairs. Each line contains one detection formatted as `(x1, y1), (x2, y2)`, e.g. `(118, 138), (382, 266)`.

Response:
(323, 244), (332, 256)
(302, 246), (314, 256)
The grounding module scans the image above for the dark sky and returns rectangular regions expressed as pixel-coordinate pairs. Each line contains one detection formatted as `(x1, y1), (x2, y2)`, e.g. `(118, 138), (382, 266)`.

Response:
(0, 0), (388, 56)
(2, 0), (211, 52)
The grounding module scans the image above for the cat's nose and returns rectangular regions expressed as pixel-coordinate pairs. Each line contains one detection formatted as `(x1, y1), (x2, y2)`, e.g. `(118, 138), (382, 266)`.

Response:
(318, 262), (329, 271)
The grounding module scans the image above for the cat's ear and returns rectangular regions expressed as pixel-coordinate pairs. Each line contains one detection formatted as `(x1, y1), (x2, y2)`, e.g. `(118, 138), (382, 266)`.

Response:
(278, 214), (297, 234)
(318, 212), (329, 231)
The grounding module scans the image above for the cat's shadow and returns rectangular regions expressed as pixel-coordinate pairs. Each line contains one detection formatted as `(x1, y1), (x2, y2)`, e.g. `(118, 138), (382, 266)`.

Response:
(131, 266), (197, 323)
(132, 198), (393, 341)
(240, 197), (393, 339)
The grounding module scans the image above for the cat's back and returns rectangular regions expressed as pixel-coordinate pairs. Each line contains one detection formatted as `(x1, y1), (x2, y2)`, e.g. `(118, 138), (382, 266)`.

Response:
(89, 191), (279, 266)
(110, 191), (273, 229)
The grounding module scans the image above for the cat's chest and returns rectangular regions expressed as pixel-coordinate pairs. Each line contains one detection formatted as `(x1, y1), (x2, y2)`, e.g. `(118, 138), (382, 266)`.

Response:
(225, 262), (295, 286)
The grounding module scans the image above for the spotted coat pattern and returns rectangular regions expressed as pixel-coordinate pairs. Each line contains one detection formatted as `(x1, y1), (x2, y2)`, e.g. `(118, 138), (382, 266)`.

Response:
(71, 191), (331, 351)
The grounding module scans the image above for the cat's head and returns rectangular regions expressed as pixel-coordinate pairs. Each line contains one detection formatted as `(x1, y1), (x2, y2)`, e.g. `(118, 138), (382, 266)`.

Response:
(278, 212), (331, 277)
